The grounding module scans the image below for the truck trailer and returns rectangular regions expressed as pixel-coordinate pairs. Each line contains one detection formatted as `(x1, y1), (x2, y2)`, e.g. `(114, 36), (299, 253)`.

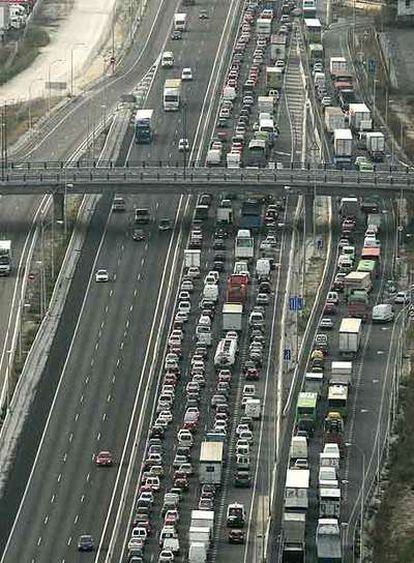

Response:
(134, 109), (154, 143)
(163, 79), (182, 111)
(339, 318), (362, 357)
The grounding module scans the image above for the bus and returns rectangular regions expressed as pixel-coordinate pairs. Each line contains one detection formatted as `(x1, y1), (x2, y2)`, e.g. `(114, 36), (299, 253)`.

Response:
(357, 259), (377, 278)
(295, 392), (318, 435)
(327, 384), (348, 418)
(235, 229), (254, 260)
(361, 246), (380, 263)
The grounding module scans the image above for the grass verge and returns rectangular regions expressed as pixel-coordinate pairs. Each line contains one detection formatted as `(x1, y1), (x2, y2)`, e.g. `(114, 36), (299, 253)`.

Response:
(0, 26), (49, 85)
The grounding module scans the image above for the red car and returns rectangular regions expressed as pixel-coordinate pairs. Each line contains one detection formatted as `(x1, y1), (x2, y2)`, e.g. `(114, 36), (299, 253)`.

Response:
(323, 302), (336, 315)
(95, 451), (113, 467)
(245, 367), (260, 380)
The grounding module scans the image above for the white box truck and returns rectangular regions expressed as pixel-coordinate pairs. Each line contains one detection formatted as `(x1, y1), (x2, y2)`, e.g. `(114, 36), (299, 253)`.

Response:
(349, 102), (372, 131)
(188, 541), (207, 563)
(329, 56), (348, 77)
(282, 512), (305, 561)
(184, 249), (201, 268)
(199, 441), (224, 485)
(316, 518), (342, 562)
(330, 361), (352, 386)
(289, 436), (308, 462)
(226, 152), (241, 168)
(333, 129), (353, 168)
(319, 488), (341, 518)
(339, 318), (362, 357)
(163, 78), (182, 111)
(191, 510), (214, 533)
(189, 526), (210, 548)
(222, 303), (243, 331)
(366, 131), (385, 161)
(258, 96), (275, 114)
(0, 4), (10, 32)
(174, 12), (187, 30)
(325, 107), (346, 134)
(256, 17), (271, 35)
(0, 240), (12, 275)
(284, 469), (310, 511)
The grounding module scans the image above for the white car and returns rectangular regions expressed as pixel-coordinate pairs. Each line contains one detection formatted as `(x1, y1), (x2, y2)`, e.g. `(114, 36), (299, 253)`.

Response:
(178, 138), (190, 152)
(95, 269), (109, 282)
(181, 67), (193, 80)
(394, 291), (410, 304)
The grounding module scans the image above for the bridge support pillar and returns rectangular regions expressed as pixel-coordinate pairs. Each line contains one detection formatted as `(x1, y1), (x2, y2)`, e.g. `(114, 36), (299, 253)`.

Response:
(53, 193), (64, 223)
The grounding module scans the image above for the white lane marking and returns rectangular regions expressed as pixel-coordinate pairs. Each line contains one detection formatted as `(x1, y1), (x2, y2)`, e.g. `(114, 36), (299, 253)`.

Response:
(37, 537), (42, 546)
(97, 432), (101, 441)
(74, 514), (79, 524)
(102, 413), (107, 421)
(57, 473), (62, 483)
(50, 494), (55, 504)
(44, 515), (48, 525)
(63, 453), (67, 462)
(107, 394), (111, 403)
(74, 413), (79, 422)
(69, 433), (73, 443)
(67, 537), (72, 546)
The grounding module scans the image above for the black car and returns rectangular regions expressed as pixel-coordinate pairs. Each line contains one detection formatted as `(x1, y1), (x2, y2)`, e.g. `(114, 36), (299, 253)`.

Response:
(78, 534), (94, 552)
(228, 529), (246, 544)
(171, 30), (182, 39)
(234, 469), (252, 487)
(159, 218), (173, 231)
(132, 228), (146, 241)
(213, 260), (225, 272)
(213, 238), (225, 250)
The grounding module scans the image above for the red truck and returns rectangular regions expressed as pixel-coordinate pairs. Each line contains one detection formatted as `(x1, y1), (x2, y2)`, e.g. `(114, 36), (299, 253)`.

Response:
(226, 274), (248, 304)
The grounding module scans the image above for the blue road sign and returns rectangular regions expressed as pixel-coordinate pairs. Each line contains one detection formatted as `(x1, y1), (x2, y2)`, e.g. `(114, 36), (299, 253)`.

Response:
(368, 59), (376, 75)
(289, 296), (304, 311)
(284, 348), (291, 361)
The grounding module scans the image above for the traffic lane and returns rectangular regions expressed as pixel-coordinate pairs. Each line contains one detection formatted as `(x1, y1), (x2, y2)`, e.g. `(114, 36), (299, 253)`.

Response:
(217, 234), (293, 563)
(128, 0), (234, 164)
(3, 196), (178, 562)
(26, 0), (183, 162)
(37, 196), (180, 562)
(2, 207), (143, 562)
(0, 195), (46, 385)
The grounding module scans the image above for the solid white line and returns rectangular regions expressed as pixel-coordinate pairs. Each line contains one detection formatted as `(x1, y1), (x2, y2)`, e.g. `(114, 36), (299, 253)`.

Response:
(0, 209), (113, 562)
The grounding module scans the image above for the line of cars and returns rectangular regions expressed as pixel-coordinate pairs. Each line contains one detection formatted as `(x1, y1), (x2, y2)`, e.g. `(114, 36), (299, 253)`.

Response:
(209, 1), (290, 168)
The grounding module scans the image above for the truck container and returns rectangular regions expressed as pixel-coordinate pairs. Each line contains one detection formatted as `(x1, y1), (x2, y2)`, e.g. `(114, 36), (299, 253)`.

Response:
(308, 42), (323, 63)
(282, 511), (305, 562)
(188, 542), (207, 563)
(163, 78), (182, 111)
(367, 212), (381, 230)
(316, 518), (342, 562)
(256, 257), (271, 279)
(174, 12), (187, 30)
(190, 510), (214, 532)
(258, 95), (275, 114)
(222, 303), (243, 331)
(199, 441), (223, 485)
(329, 56), (348, 77)
(319, 488), (341, 518)
(303, 372), (323, 395)
(214, 338), (237, 368)
(226, 152), (241, 168)
(184, 249), (201, 268)
(266, 66), (283, 89)
(246, 138), (268, 168)
(284, 469), (310, 511)
(217, 205), (233, 224)
(0, 240), (12, 275)
(206, 148), (222, 166)
(333, 128), (353, 168)
(365, 131), (385, 160)
(339, 196), (359, 217)
(239, 201), (262, 231)
(324, 107), (346, 134)
(256, 17), (272, 35)
(330, 361), (352, 386)
(303, 18), (322, 42)
(319, 451), (340, 469)
(339, 318), (362, 357)
(349, 102), (372, 131)
(134, 109), (154, 144)
(303, 5), (316, 18)
(289, 436), (308, 462)
(189, 526), (210, 547)
(270, 34), (287, 60)
(344, 271), (372, 293)
(347, 289), (371, 321)
(0, 4), (10, 32)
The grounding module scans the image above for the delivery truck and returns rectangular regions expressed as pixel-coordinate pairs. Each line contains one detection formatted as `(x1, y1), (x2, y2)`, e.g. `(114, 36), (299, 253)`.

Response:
(163, 78), (182, 111)
(284, 469), (310, 511)
(222, 303), (243, 331)
(316, 518), (342, 562)
(324, 107), (346, 134)
(349, 102), (372, 131)
(330, 361), (352, 386)
(333, 128), (353, 168)
(282, 512), (305, 562)
(329, 56), (348, 77)
(266, 66), (283, 89)
(134, 109), (154, 143)
(199, 441), (223, 485)
(339, 318), (362, 357)
(366, 131), (385, 161)
(270, 34), (287, 60)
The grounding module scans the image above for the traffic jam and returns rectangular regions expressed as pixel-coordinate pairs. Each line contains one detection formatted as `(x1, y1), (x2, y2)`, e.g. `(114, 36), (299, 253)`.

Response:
(280, 196), (406, 562)
(121, 187), (287, 563)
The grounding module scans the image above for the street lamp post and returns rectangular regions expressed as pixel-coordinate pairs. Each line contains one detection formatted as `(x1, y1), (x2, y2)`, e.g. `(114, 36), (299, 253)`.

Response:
(182, 101), (188, 178)
(70, 43), (86, 97)
(48, 58), (65, 113)
(345, 442), (366, 561)
(64, 183), (73, 236)
(28, 77), (44, 134)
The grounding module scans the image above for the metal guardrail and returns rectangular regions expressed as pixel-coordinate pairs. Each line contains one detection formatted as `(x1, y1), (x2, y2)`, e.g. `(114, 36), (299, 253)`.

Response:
(1, 165), (414, 194)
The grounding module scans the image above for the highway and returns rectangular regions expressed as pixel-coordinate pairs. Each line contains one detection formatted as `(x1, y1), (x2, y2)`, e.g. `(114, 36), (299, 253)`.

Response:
(0, 0), (249, 560)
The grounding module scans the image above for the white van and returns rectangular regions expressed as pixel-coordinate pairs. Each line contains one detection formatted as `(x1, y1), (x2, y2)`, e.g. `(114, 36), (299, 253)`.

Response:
(161, 51), (174, 68)
(256, 258), (271, 279)
(337, 254), (353, 272)
(372, 303), (394, 323)
(203, 284), (219, 302)
(196, 325), (212, 346)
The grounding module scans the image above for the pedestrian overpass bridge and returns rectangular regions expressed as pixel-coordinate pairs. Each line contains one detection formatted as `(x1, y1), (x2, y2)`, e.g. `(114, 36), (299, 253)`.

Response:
(0, 163), (413, 197)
